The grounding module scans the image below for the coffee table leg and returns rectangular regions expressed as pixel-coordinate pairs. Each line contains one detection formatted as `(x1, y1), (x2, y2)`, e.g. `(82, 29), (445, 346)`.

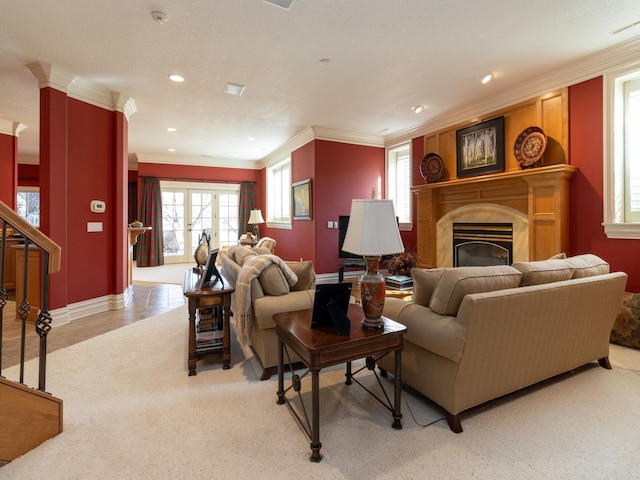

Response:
(392, 348), (403, 429)
(276, 337), (285, 405)
(310, 369), (322, 462)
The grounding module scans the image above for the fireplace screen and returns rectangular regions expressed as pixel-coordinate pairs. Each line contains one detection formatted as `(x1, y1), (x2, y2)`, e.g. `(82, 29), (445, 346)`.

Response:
(453, 223), (513, 267)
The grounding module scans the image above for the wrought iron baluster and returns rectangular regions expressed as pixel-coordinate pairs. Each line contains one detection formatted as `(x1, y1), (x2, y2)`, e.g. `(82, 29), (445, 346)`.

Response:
(36, 250), (52, 392)
(18, 238), (31, 384)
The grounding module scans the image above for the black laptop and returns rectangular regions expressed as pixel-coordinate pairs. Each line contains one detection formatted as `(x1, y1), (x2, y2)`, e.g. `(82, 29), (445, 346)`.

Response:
(311, 283), (352, 328)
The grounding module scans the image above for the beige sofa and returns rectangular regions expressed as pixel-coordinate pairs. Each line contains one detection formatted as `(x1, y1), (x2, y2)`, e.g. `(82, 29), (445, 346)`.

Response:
(220, 245), (316, 380)
(378, 254), (627, 433)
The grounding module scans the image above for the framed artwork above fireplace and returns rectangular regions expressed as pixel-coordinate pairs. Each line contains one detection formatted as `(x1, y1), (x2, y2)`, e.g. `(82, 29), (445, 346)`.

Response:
(456, 116), (505, 178)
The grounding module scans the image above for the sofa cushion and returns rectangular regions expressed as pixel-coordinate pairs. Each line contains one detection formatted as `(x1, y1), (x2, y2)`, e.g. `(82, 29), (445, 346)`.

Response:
(286, 260), (316, 291)
(566, 254), (609, 278)
(411, 268), (445, 307)
(258, 264), (291, 296)
(429, 266), (522, 316)
(511, 259), (575, 286)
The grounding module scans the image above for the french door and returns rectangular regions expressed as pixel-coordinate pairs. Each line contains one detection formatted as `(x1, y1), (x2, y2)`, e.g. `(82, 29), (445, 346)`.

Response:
(160, 182), (239, 264)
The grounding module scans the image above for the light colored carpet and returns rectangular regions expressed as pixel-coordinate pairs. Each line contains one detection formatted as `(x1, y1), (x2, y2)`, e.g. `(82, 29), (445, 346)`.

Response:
(2, 306), (639, 479)
(132, 262), (193, 284)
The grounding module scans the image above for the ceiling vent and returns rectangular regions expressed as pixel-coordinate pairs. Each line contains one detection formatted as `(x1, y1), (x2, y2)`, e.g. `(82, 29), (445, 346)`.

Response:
(224, 83), (246, 96)
(264, 0), (294, 9)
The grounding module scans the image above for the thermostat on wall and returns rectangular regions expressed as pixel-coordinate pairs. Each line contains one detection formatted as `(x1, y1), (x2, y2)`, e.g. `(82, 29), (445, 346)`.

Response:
(90, 200), (106, 213)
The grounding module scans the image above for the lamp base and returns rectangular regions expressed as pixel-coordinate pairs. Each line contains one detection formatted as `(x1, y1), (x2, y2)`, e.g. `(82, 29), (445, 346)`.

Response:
(359, 255), (386, 328)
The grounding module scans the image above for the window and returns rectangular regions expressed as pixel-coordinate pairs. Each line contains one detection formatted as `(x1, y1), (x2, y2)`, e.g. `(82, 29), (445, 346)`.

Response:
(16, 187), (40, 227)
(604, 62), (640, 238)
(266, 157), (292, 228)
(386, 143), (412, 230)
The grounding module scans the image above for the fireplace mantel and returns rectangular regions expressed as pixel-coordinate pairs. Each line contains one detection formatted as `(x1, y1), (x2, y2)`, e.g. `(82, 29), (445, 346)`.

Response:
(411, 164), (578, 268)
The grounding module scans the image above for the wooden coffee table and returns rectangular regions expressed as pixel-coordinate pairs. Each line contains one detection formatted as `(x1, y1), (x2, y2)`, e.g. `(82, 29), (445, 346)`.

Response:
(274, 304), (406, 462)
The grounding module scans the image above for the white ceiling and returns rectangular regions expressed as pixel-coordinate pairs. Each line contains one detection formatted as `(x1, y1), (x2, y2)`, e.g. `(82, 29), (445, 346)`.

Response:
(2, 0), (640, 168)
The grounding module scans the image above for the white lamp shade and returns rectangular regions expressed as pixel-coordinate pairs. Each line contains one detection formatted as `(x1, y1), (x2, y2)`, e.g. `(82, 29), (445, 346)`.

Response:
(342, 199), (404, 256)
(248, 209), (265, 225)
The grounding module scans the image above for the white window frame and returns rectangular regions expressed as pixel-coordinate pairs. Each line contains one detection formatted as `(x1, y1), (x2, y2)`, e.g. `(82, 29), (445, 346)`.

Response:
(603, 58), (640, 239)
(266, 156), (292, 229)
(386, 142), (412, 231)
(16, 186), (40, 227)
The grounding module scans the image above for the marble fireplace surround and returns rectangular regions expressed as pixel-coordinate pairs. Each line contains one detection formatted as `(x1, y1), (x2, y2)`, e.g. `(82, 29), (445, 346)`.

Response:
(437, 204), (528, 268)
(412, 164), (578, 268)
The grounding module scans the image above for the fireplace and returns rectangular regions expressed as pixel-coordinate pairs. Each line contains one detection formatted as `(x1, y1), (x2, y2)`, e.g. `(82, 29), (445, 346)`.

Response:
(412, 164), (577, 268)
(453, 223), (513, 267)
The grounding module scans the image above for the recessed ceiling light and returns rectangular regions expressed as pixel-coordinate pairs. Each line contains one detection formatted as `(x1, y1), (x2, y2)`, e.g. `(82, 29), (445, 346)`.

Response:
(318, 58), (330, 66)
(168, 148), (175, 152)
(169, 74), (184, 83)
(167, 127), (176, 132)
(224, 82), (246, 95)
(411, 105), (425, 114)
(480, 73), (494, 84)
(248, 137), (255, 141)
(264, 0), (294, 9)
(151, 11), (168, 25)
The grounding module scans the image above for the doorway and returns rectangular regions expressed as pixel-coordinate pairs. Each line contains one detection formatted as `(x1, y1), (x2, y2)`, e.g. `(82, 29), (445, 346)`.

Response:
(160, 181), (239, 264)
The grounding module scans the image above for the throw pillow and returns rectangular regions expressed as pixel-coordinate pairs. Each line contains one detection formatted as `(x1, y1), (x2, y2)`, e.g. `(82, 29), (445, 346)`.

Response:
(411, 268), (445, 307)
(511, 259), (575, 286)
(429, 265), (522, 316)
(258, 264), (291, 296)
(286, 260), (316, 291)
(566, 254), (609, 278)
(548, 252), (567, 259)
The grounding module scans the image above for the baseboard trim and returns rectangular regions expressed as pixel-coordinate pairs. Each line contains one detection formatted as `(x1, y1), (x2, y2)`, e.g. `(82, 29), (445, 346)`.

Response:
(50, 292), (127, 327)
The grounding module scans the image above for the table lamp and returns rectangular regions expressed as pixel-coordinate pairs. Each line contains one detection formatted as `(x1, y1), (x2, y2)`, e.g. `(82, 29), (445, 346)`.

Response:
(247, 209), (265, 239)
(341, 199), (404, 328)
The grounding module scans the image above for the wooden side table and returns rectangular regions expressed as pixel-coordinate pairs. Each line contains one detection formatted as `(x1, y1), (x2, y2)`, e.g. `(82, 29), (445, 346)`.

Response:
(183, 269), (234, 375)
(274, 304), (406, 462)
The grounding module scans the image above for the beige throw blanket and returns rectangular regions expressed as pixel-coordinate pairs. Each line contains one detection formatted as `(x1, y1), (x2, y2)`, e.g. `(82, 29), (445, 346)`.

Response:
(234, 254), (298, 346)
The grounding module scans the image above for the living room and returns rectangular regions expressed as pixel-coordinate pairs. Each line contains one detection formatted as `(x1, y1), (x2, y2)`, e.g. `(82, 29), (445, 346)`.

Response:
(1, 2), (640, 477)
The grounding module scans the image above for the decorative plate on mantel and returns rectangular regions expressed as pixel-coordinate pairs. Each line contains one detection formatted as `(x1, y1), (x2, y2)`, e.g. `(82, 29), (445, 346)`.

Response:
(420, 152), (444, 183)
(514, 126), (547, 168)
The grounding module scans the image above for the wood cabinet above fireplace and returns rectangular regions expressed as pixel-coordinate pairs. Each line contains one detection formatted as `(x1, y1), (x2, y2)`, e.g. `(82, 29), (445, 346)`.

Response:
(412, 164), (578, 268)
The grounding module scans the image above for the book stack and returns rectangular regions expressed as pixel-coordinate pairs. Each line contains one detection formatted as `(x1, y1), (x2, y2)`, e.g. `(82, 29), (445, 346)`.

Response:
(385, 275), (413, 291)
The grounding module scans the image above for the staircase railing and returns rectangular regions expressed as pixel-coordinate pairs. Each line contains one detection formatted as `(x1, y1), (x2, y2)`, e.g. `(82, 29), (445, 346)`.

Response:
(0, 199), (61, 392)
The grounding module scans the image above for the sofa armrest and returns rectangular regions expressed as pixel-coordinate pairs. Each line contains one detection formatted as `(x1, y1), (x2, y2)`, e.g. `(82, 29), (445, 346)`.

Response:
(395, 303), (466, 363)
(253, 290), (315, 330)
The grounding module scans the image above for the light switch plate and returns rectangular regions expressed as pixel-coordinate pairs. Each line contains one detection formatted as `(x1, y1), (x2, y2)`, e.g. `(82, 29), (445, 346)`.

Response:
(87, 222), (103, 232)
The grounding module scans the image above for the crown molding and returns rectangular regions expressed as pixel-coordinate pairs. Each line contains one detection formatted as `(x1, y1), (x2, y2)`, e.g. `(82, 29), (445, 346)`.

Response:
(312, 126), (385, 147)
(258, 125), (385, 169)
(27, 61), (77, 92)
(135, 153), (258, 170)
(259, 127), (315, 168)
(112, 93), (137, 120)
(385, 35), (640, 147)
(0, 120), (27, 137)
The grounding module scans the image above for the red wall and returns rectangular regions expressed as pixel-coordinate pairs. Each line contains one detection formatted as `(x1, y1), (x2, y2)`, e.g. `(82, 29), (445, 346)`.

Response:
(569, 77), (640, 291)
(65, 98), (118, 303)
(18, 164), (39, 187)
(0, 133), (18, 208)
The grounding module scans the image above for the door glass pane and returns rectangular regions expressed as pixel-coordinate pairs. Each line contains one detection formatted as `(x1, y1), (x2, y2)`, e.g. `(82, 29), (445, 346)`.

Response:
(162, 191), (185, 257)
(190, 191), (213, 253)
(218, 193), (239, 245)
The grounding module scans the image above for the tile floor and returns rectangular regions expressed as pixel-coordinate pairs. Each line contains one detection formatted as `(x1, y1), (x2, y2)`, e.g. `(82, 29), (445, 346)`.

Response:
(1, 282), (185, 369)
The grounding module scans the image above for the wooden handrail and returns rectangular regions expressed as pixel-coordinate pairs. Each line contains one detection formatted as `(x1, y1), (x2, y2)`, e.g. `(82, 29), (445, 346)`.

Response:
(0, 200), (61, 274)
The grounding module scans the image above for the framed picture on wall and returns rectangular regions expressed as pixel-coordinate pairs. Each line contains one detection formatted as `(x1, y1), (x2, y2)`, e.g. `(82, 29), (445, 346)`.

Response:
(292, 178), (312, 220)
(456, 116), (505, 178)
